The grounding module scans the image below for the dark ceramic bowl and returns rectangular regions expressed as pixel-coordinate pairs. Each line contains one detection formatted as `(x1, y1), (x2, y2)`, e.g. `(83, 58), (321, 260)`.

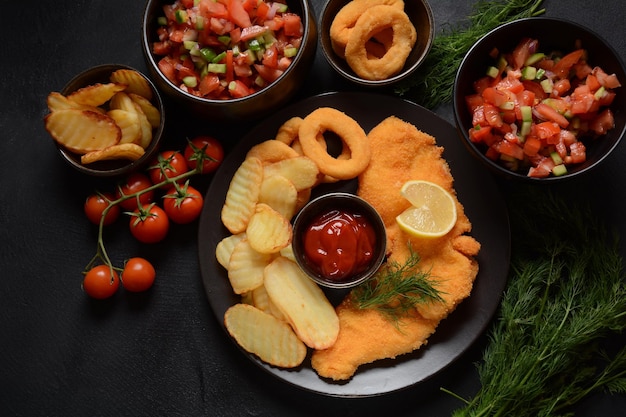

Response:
(319, 0), (434, 87)
(54, 64), (165, 178)
(291, 192), (386, 289)
(453, 17), (626, 182)
(142, 0), (317, 122)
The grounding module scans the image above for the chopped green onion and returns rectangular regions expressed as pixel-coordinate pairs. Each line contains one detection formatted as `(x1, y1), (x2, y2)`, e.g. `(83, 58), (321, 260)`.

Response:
(218, 35), (231, 46)
(536, 68), (546, 79)
(200, 47), (217, 62)
(212, 51), (227, 63)
(248, 39), (261, 51)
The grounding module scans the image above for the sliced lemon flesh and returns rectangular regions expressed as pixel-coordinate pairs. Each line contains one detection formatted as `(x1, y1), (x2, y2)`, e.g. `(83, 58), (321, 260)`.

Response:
(396, 180), (457, 238)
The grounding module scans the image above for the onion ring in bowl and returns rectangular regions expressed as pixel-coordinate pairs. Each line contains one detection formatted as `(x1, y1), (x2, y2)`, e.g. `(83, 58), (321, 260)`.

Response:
(298, 107), (370, 180)
(345, 5), (417, 80)
(330, 0), (405, 58)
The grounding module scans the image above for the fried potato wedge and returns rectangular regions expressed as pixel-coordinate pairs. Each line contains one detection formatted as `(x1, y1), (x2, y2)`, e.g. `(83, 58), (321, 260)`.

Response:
(110, 69), (153, 100)
(227, 238), (271, 294)
(221, 156), (264, 234)
(131, 101), (153, 149)
(46, 92), (105, 114)
(264, 257), (339, 349)
(246, 203), (292, 254)
(129, 93), (161, 128)
(45, 109), (121, 154)
(215, 233), (246, 269)
(263, 156), (319, 191)
(107, 109), (141, 145)
(246, 139), (299, 164)
(67, 82), (126, 107)
(258, 175), (299, 220)
(80, 143), (145, 164)
(224, 303), (307, 368)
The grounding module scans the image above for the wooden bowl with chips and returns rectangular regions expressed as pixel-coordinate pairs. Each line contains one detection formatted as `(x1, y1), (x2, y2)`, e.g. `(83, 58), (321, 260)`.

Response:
(46, 64), (165, 178)
(319, 0), (434, 87)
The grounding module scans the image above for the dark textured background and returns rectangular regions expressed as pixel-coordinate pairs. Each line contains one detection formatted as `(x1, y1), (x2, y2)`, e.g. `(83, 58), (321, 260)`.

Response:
(1, 0), (625, 415)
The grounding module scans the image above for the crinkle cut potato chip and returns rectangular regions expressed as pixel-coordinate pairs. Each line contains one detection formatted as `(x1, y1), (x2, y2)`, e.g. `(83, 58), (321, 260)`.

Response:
(227, 238), (272, 294)
(221, 156), (264, 234)
(224, 303), (307, 368)
(264, 256), (340, 350)
(109, 68), (153, 100)
(129, 93), (161, 128)
(107, 109), (142, 145)
(246, 203), (292, 254)
(44, 109), (121, 154)
(66, 82), (126, 107)
(263, 156), (320, 191)
(46, 92), (105, 113)
(215, 233), (246, 269)
(258, 175), (299, 220)
(80, 143), (145, 165)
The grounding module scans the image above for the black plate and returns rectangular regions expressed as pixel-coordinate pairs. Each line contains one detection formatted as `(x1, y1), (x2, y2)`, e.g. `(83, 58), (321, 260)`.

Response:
(197, 92), (510, 397)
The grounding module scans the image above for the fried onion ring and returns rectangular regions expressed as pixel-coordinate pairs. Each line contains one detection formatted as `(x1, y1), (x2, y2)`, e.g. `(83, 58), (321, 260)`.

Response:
(344, 5), (416, 80)
(330, 0), (405, 58)
(298, 107), (370, 180)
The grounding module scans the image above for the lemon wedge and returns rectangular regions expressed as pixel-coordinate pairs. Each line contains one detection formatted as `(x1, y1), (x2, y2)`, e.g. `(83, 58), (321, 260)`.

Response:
(395, 180), (457, 238)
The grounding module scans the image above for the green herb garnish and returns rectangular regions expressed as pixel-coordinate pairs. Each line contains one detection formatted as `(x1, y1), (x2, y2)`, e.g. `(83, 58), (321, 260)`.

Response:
(351, 248), (444, 322)
(395, 0), (546, 109)
(446, 190), (626, 416)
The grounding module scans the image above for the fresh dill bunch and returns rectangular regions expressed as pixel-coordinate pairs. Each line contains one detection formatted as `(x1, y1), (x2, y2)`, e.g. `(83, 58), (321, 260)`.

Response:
(447, 190), (626, 417)
(351, 248), (445, 322)
(394, 0), (545, 109)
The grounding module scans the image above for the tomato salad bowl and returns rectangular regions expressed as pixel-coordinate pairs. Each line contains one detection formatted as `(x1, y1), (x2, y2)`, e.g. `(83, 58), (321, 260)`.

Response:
(453, 17), (626, 182)
(142, 0), (317, 122)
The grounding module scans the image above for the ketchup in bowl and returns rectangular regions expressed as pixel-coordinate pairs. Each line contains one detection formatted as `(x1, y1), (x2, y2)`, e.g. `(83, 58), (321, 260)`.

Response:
(292, 193), (386, 289)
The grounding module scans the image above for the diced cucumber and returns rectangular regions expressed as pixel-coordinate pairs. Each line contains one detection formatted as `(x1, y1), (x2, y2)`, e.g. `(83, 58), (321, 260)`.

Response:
(524, 52), (545, 66)
(218, 35), (231, 46)
(195, 16), (205, 31)
(521, 66), (537, 80)
(200, 47), (217, 62)
(208, 63), (227, 73)
(552, 164), (568, 176)
(284, 47), (298, 58)
(157, 16), (167, 26)
(486, 66), (499, 78)
(540, 78), (553, 94)
(594, 86), (606, 100)
(248, 39), (261, 51)
(500, 101), (515, 110)
(536, 68), (546, 79)
(212, 51), (227, 64)
(182, 76), (197, 88)
(520, 105), (533, 122)
(183, 40), (198, 51)
(550, 151), (564, 165)
(175, 9), (188, 24)
(520, 120), (532, 137)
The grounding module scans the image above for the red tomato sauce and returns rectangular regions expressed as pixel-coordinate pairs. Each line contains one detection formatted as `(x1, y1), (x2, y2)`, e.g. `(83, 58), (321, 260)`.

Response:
(152, 0), (303, 99)
(465, 37), (621, 177)
(302, 209), (376, 282)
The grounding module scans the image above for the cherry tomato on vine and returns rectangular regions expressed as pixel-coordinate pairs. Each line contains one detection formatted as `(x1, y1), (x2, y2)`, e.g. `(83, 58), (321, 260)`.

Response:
(129, 204), (169, 244)
(122, 257), (156, 292)
(149, 150), (189, 186)
(184, 136), (224, 174)
(163, 184), (204, 224)
(84, 192), (120, 226)
(83, 265), (120, 299)
(117, 173), (155, 211)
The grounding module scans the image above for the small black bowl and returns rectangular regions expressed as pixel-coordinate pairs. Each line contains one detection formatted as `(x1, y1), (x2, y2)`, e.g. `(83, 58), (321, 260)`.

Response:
(319, 0), (434, 87)
(291, 192), (386, 289)
(453, 17), (626, 182)
(55, 64), (165, 178)
(142, 0), (317, 122)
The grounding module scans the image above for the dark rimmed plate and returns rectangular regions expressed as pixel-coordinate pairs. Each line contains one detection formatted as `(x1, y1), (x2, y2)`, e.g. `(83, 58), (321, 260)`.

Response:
(197, 92), (510, 397)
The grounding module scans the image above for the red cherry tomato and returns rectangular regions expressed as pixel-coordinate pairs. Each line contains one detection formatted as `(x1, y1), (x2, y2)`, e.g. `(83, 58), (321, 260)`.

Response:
(149, 150), (189, 186)
(117, 173), (155, 211)
(129, 204), (170, 244)
(184, 136), (224, 174)
(83, 265), (120, 299)
(122, 257), (156, 292)
(84, 192), (120, 226)
(163, 184), (204, 224)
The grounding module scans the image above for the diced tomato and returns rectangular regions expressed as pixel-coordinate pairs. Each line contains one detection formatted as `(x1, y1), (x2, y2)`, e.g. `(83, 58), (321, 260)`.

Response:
(523, 136), (542, 156)
(225, 50), (234, 82)
(152, 41), (172, 56)
(593, 66), (622, 89)
(256, 1), (271, 22)
(265, 16), (284, 31)
(522, 80), (548, 101)
(240, 25), (267, 41)
(528, 157), (555, 178)
(533, 103), (569, 128)
(228, 0), (252, 28)
(469, 125), (492, 143)
(483, 103), (503, 128)
(228, 79), (251, 98)
(510, 38), (535, 69)
(199, 74), (221, 96)
(262, 44), (279, 68)
(254, 64), (283, 83)
(496, 140), (524, 160)
(552, 49), (585, 79)
(568, 141), (586, 164)
(552, 78), (571, 97)
(482, 87), (511, 108)
(158, 57), (178, 84)
(473, 76), (494, 94)
(282, 13), (302, 37)
(199, 0), (229, 19)
(589, 108), (615, 135)
(570, 84), (595, 114)
(534, 121), (561, 140)
(466, 94), (484, 113)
